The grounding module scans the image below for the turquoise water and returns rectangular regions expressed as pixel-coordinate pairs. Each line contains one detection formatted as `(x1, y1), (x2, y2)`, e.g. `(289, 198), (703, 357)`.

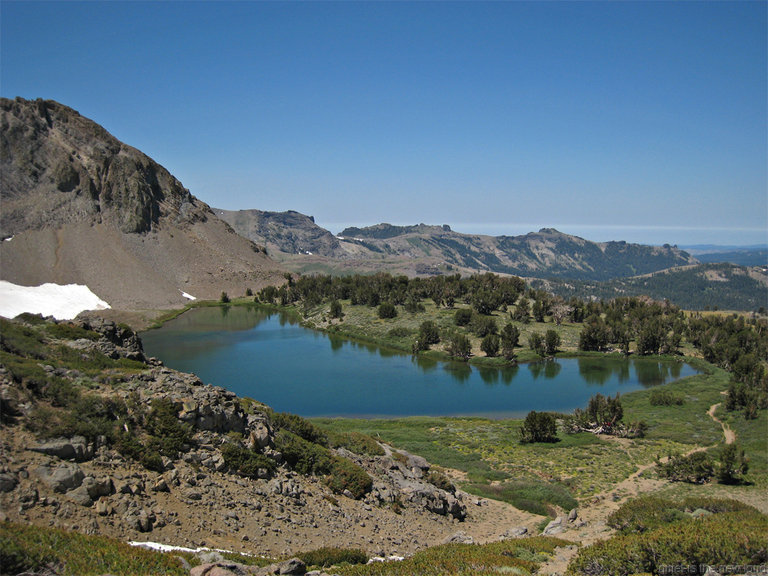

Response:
(140, 306), (698, 418)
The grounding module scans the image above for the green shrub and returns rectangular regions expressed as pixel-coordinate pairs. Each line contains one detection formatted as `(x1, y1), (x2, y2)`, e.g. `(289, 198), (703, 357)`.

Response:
(326, 430), (385, 456)
(325, 455), (372, 499)
(298, 547), (368, 568)
(220, 443), (276, 478)
(656, 451), (715, 484)
(519, 411), (558, 443)
(0, 521), (188, 575)
(607, 496), (687, 533)
(568, 509), (768, 575)
(44, 323), (100, 341)
(276, 430), (332, 475)
(466, 480), (576, 517)
(272, 411), (327, 445)
(144, 398), (192, 457)
(377, 302), (397, 319)
(426, 470), (456, 494)
(454, 308), (473, 326)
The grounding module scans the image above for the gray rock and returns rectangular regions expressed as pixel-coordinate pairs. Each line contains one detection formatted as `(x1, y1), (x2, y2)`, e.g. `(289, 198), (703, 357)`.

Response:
(275, 558), (307, 575)
(66, 485), (93, 507)
(568, 508), (579, 522)
(542, 516), (564, 535)
(505, 526), (528, 538)
(441, 531), (474, 544)
(0, 472), (18, 492)
(29, 436), (93, 461)
(83, 475), (113, 499)
(34, 462), (84, 493)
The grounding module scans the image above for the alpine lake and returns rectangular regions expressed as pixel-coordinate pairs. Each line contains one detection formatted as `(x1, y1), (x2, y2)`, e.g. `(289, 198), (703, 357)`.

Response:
(141, 305), (698, 419)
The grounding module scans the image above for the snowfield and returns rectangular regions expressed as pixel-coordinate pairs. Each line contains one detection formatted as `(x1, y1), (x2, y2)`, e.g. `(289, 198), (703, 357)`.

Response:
(0, 281), (111, 320)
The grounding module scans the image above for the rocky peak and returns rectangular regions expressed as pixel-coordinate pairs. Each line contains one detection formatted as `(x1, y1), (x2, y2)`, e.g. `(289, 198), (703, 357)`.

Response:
(1, 97), (206, 236)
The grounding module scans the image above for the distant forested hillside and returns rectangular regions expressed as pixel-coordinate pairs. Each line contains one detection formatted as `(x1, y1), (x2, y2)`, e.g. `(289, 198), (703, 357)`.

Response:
(532, 263), (767, 311)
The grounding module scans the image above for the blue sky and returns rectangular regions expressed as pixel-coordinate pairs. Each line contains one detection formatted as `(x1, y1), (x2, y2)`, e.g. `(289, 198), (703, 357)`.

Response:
(2, 1), (766, 246)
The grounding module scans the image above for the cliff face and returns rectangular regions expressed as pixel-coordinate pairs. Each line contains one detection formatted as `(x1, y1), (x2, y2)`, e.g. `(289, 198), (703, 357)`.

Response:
(0, 98), (284, 312)
(215, 208), (347, 259)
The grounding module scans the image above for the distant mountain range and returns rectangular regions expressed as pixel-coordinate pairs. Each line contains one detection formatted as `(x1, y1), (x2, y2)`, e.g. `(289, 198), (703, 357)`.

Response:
(1, 97), (763, 316)
(0, 97), (284, 314)
(219, 211), (698, 282)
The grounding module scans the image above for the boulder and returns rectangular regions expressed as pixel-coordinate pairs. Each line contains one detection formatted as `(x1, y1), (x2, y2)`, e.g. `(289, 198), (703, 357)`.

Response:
(34, 462), (84, 493)
(441, 531), (474, 544)
(542, 516), (564, 535)
(0, 472), (18, 492)
(67, 485), (93, 507)
(29, 436), (93, 461)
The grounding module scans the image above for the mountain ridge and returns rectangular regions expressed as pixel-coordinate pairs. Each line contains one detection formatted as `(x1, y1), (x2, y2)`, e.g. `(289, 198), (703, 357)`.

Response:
(219, 210), (698, 281)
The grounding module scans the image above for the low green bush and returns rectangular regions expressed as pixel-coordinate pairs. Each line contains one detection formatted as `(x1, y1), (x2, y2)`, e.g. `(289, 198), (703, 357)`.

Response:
(272, 411), (328, 445)
(298, 547), (368, 568)
(425, 470), (456, 494)
(220, 443), (276, 478)
(568, 508), (768, 575)
(465, 480), (576, 517)
(656, 451), (715, 484)
(326, 430), (385, 456)
(325, 455), (372, 499)
(0, 521), (188, 575)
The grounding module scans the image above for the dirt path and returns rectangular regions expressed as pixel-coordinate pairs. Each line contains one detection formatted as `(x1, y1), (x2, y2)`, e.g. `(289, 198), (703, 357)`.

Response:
(538, 400), (737, 575)
(707, 401), (736, 445)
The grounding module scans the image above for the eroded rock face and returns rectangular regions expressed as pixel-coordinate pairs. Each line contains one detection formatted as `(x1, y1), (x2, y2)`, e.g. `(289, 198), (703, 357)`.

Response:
(0, 97), (201, 236)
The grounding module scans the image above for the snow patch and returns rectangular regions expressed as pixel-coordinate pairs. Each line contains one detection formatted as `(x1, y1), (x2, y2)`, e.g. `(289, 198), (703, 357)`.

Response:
(0, 281), (111, 320)
(179, 290), (197, 300)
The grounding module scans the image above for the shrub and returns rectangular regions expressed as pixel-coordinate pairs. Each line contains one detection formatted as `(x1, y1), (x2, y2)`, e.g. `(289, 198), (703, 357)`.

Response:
(220, 292), (230, 303)
(377, 302), (397, 319)
(454, 308), (473, 326)
(271, 411), (327, 445)
(717, 443), (749, 485)
(528, 332), (545, 357)
(657, 451), (715, 484)
(569, 508), (768, 575)
(297, 547), (368, 568)
(446, 332), (472, 361)
(480, 333), (500, 357)
(426, 470), (456, 494)
(145, 398), (192, 456)
(544, 329), (561, 355)
(325, 455), (372, 499)
(418, 321), (441, 346)
(220, 443), (276, 478)
(471, 315), (497, 337)
(329, 299), (343, 319)
(326, 430), (385, 456)
(275, 430), (332, 475)
(519, 411), (558, 443)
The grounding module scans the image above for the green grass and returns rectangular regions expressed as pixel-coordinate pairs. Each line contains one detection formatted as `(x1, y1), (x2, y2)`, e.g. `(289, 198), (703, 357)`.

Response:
(313, 358), (754, 509)
(335, 536), (569, 576)
(0, 522), (189, 576)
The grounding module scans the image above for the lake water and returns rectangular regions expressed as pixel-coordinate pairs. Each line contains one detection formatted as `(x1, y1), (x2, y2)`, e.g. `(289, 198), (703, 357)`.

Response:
(141, 306), (698, 419)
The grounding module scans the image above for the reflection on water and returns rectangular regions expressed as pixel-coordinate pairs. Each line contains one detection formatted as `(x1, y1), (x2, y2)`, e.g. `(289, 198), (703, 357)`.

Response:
(141, 306), (699, 418)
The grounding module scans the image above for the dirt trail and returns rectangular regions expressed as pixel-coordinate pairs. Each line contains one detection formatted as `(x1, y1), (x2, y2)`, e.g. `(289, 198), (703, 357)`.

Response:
(707, 401), (736, 445)
(537, 400), (738, 575)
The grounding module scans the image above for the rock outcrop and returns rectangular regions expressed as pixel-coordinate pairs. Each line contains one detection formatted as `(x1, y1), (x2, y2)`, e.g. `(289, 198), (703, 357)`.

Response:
(0, 316), (487, 559)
